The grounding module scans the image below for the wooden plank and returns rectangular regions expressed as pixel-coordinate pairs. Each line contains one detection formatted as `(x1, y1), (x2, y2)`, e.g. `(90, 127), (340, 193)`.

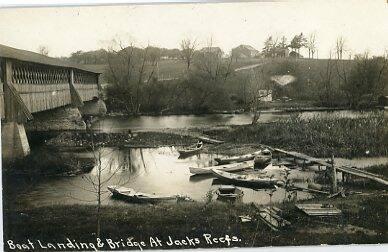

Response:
(272, 147), (388, 187)
(295, 204), (342, 216)
(69, 69), (84, 107)
(273, 148), (332, 167)
(6, 83), (33, 121)
(290, 184), (330, 195)
(3, 60), (33, 122)
(336, 166), (388, 186)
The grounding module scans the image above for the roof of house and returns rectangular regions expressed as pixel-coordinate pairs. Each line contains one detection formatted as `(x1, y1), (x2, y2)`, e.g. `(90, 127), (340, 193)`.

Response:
(233, 45), (258, 52)
(199, 47), (223, 53)
(0, 44), (102, 73)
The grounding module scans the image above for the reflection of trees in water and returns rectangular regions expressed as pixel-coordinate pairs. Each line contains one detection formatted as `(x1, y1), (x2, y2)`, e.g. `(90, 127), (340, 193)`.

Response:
(130, 148), (148, 174)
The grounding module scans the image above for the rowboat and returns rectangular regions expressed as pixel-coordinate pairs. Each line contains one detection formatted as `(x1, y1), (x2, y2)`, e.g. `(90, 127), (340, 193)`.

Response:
(189, 160), (253, 175)
(216, 185), (244, 201)
(178, 141), (203, 156)
(197, 136), (224, 144)
(215, 149), (272, 166)
(214, 150), (263, 165)
(211, 168), (285, 188)
(108, 186), (178, 204)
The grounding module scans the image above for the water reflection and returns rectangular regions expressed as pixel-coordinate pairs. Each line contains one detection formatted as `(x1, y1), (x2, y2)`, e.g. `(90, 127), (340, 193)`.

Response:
(8, 147), (316, 208)
(9, 145), (386, 209)
(92, 110), (371, 132)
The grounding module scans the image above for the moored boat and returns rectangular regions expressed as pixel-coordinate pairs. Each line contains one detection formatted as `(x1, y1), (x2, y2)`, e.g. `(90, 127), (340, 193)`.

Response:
(108, 186), (178, 204)
(178, 141), (203, 156)
(189, 160), (253, 175)
(197, 136), (224, 144)
(211, 168), (285, 188)
(214, 150), (263, 165)
(216, 185), (244, 201)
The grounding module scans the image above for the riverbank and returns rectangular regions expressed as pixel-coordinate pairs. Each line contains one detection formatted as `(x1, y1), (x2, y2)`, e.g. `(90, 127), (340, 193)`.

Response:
(4, 192), (387, 251)
(46, 111), (387, 158)
(202, 112), (387, 158)
(105, 100), (367, 117)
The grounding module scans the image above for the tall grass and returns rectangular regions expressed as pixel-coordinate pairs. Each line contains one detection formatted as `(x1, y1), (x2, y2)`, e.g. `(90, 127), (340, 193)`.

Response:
(208, 111), (387, 158)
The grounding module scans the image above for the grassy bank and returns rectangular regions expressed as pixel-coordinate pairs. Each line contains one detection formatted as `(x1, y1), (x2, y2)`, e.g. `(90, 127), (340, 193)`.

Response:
(41, 111), (387, 160)
(4, 192), (387, 251)
(46, 131), (197, 148)
(204, 112), (387, 158)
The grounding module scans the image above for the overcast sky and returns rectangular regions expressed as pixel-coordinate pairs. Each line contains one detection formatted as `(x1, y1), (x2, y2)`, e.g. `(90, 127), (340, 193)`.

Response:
(0, 0), (387, 58)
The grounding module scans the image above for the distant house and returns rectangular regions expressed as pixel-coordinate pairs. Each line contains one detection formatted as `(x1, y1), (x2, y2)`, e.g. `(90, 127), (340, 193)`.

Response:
(232, 45), (260, 59)
(276, 48), (290, 58)
(289, 51), (303, 58)
(199, 47), (223, 56)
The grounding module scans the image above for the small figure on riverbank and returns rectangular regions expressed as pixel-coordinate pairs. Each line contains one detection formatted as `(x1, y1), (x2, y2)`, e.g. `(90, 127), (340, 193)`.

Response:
(127, 129), (133, 139)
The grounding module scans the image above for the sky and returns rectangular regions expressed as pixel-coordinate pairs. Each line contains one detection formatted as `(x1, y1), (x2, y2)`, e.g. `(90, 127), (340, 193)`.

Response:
(0, 0), (387, 58)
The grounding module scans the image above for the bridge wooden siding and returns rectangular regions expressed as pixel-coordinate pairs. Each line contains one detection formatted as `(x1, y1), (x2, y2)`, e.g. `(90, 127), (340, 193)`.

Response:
(0, 44), (101, 123)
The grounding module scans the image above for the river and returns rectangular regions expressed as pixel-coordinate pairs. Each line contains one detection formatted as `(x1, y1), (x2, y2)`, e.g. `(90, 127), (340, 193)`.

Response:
(6, 145), (388, 209)
(6, 146), (318, 208)
(5, 110), (385, 209)
(92, 110), (372, 132)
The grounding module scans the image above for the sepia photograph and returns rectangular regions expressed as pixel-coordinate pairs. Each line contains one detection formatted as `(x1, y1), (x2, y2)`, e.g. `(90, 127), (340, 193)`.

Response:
(0, 0), (387, 251)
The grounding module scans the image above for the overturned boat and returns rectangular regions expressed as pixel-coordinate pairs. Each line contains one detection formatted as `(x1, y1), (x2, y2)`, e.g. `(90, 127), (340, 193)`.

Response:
(108, 186), (179, 204)
(211, 168), (285, 188)
(189, 160), (254, 175)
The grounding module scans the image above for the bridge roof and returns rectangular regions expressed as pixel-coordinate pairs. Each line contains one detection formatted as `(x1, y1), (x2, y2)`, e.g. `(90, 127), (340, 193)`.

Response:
(0, 44), (102, 74)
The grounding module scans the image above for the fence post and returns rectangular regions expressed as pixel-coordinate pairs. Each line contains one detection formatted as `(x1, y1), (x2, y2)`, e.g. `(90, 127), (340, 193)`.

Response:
(3, 59), (16, 122)
(331, 155), (338, 193)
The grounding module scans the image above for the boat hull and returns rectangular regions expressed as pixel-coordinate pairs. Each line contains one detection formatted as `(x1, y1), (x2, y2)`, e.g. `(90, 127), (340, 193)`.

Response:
(215, 151), (262, 165)
(189, 160), (254, 175)
(211, 169), (284, 188)
(108, 186), (177, 204)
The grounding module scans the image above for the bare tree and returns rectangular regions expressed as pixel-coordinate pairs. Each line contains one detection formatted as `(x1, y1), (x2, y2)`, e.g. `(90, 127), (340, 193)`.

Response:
(318, 51), (335, 106)
(180, 38), (197, 73)
(105, 39), (159, 115)
(335, 36), (346, 60)
(342, 52), (388, 108)
(249, 66), (272, 125)
(307, 33), (317, 59)
(68, 141), (129, 238)
(37, 45), (49, 56)
(194, 37), (233, 82)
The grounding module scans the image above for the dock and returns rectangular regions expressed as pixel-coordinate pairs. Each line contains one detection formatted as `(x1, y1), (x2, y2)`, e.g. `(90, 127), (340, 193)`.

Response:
(271, 147), (388, 186)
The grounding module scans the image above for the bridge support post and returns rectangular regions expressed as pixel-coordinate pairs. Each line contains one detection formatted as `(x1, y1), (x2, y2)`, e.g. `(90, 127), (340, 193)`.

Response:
(1, 122), (30, 161)
(2, 59), (31, 160)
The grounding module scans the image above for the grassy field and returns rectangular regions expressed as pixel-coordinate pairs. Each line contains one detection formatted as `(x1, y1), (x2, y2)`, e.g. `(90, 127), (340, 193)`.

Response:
(4, 192), (387, 251)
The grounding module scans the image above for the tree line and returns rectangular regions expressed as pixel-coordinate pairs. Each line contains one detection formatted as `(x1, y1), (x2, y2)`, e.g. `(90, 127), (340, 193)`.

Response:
(61, 35), (387, 114)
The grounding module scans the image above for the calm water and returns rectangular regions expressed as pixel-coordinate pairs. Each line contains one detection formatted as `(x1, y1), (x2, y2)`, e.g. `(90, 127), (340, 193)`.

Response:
(7, 110), (383, 208)
(92, 110), (371, 132)
(7, 147), (317, 208)
(7, 146), (388, 208)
